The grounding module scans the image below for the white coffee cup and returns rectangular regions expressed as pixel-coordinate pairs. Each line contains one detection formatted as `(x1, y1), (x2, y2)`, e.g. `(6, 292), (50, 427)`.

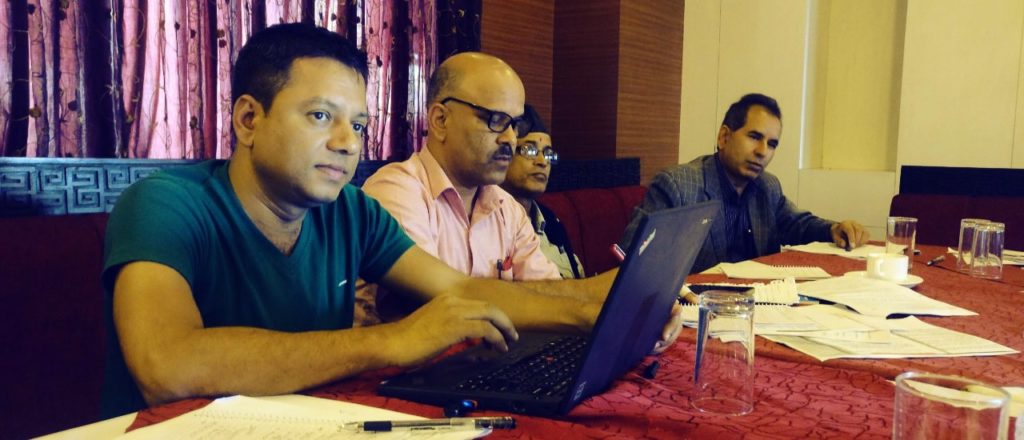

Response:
(867, 252), (909, 282)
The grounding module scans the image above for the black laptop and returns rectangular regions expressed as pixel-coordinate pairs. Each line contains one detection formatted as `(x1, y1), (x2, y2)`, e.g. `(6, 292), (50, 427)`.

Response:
(378, 201), (721, 416)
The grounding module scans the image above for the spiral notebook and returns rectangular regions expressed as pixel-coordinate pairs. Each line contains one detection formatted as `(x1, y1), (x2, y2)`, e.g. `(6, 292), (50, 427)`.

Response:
(686, 278), (801, 305)
(719, 260), (831, 280)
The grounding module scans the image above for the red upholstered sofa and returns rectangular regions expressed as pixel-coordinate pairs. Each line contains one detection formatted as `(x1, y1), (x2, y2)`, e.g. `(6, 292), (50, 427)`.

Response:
(0, 213), (110, 439)
(889, 193), (1024, 250)
(538, 186), (647, 276)
(0, 182), (646, 438)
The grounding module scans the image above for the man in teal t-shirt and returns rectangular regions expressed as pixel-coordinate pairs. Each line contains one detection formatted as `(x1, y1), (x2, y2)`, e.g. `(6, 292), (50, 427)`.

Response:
(102, 23), (604, 418)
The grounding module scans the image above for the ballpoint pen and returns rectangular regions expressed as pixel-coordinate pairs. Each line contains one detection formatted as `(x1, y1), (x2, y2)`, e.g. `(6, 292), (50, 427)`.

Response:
(925, 255), (945, 266)
(342, 416), (516, 432)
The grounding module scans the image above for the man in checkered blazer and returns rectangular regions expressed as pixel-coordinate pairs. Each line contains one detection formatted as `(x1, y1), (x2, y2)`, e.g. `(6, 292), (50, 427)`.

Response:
(620, 93), (868, 273)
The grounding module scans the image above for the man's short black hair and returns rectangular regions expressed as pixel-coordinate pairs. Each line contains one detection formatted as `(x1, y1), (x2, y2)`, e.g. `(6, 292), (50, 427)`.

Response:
(426, 62), (454, 104)
(521, 104), (548, 135)
(721, 93), (782, 131)
(231, 23), (368, 111)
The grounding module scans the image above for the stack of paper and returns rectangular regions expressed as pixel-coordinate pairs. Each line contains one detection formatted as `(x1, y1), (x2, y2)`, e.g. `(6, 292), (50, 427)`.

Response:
(784, 241), (887, 259)
(719, 260), (831, 280)
(1001, 249), (1024, 266)
(118, 395), (485, 439)
(760, 305), (1017, 361)
(683, 303), (1016, 361)
(797, 276), (975, 317)
(680, 304), (821, 333)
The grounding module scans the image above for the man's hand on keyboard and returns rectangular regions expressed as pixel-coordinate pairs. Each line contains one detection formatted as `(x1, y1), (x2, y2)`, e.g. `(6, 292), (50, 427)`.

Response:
(388, 295), (519, 367)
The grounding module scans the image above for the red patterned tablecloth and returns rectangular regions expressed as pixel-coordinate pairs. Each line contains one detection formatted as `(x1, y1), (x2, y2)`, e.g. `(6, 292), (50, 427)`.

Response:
(683, 245), (1024, 387)
(126, 244), (1023, 439)
(131, 343), (896, 439)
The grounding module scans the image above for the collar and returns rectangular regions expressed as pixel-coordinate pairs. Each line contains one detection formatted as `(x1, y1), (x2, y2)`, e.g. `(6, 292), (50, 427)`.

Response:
(418, 146), (505, 216)
(528, 200), (547, 235)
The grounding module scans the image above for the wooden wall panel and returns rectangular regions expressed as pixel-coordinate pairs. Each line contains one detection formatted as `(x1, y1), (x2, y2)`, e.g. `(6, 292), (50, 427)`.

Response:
(552, 0), (620, 160)
(480, 0), (554, 124)
(617, 0), (684, 183)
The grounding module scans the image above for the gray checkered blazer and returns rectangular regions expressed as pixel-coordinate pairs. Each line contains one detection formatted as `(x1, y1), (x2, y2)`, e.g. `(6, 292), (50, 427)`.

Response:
(620, 154), (834, 273)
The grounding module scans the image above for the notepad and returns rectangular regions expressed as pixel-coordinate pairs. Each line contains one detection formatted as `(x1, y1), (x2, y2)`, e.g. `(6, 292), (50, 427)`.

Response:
(687, 277), (802, 305)
(719, 260), (831, 280)
(117, 395), (483, 439)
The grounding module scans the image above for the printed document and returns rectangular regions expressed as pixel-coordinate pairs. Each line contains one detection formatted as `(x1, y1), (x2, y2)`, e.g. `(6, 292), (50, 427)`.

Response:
(797, 276), (975, 317)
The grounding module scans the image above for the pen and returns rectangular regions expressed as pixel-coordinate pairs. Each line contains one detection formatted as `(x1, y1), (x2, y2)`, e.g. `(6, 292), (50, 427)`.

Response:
(840, 231), (852, 252)
(343, 416), (516, 432)
(926, 255), (945, 266)
(610, 243), (626, 262)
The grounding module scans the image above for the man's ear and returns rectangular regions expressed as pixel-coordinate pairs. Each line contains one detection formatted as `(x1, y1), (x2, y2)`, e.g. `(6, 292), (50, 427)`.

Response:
(232, 95), (263, 150)
(427, 102), (448, 143)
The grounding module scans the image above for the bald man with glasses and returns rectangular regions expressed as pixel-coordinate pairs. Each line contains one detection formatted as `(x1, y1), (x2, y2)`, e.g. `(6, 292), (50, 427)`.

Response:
(360, 53), (683, 353)
(363, 52), (563, 283)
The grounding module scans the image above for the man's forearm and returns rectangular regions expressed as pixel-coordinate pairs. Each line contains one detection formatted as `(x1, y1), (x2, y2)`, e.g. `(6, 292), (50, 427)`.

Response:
(130, 323), (406, 406)
(454, 278), (602, 334)
(517, 268), (617, 303)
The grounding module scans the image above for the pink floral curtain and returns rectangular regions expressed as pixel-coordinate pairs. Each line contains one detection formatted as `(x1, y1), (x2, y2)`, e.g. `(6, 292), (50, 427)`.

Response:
(0, 0), (480, 160)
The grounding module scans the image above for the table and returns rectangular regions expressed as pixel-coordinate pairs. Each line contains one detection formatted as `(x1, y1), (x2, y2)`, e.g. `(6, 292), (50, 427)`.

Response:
(83, 245), (1024, 439)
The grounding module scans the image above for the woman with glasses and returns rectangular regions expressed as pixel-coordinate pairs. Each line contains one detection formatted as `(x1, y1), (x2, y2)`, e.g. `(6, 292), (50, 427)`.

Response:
(501, 105), (583, 279)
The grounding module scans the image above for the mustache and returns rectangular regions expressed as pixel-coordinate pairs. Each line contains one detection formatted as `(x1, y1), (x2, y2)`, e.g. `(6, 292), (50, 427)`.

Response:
(493, 144), (513, 159)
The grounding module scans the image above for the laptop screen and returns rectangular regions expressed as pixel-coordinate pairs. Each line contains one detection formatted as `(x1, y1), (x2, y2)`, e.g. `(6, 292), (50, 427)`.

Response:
(560, 201), (720, 412)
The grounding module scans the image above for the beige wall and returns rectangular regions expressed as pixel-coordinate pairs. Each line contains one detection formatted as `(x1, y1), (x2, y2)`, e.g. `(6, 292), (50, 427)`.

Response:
(819, 0), (905, 171)
(897, 0), (1024, 170)
(679, 0), (811, 194)
(680, 0), (1024, 239)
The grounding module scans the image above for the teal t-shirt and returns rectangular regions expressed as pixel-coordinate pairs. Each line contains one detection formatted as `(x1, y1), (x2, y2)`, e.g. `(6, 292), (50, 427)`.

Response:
(99, 160), (414, 417)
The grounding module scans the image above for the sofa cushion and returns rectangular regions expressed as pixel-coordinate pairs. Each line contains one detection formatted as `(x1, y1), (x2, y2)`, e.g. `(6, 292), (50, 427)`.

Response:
(0, 214), (109, 438)
(890, 194), (1024, 250)
(539, 186), (646, 275)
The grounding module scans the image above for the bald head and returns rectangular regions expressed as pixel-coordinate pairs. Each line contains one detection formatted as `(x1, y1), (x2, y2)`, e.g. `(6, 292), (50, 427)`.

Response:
(427, 52), (525, 107)
(424, 52), (527, 196)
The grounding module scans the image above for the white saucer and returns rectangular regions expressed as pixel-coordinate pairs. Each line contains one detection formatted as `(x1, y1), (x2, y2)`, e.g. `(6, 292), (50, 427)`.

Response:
(844, 271), (924, 288)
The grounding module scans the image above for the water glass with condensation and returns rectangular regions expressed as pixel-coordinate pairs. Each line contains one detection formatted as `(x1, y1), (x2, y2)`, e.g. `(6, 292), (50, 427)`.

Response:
(893, 372), (1009, 440)
(970, 222), (1005, 280)
(957, 218), (990, 273)
(887, 217), (918, 268)
(691, 290), (755, 416)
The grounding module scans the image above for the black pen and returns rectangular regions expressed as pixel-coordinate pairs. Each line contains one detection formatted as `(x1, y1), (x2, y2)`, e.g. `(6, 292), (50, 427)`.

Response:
(343, 416), (516, 432)
(926, 255), (945, 266)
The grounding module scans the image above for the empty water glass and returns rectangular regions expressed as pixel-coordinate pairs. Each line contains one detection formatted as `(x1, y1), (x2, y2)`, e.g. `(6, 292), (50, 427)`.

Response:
(893, 372), (1009, 440)
(691, 290), (755, 416)
(957, 218), (989, 273)
(971, 222), (1005, 280)
(887, 217), (918, 268)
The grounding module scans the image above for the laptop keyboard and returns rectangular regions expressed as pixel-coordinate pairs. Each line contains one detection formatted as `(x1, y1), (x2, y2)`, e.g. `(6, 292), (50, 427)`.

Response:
(455, 335), (587, 397)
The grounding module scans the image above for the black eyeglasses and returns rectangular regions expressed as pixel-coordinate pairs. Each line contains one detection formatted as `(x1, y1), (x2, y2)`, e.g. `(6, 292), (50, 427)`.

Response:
(440, 97), (533, 137)
(515, 144), (559, 165)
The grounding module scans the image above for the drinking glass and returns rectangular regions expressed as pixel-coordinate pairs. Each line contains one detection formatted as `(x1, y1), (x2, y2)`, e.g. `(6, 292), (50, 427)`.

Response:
(957, 218), (989, 273)
(691, 290), (755, 416)
(970, 222), (1005, 280)
(893, 372), (1009, 440)
(887, 217), (918, 268)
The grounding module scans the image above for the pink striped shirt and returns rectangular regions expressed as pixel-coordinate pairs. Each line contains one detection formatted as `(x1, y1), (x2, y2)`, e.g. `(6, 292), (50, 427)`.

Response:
(362, 147), (561, 281)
